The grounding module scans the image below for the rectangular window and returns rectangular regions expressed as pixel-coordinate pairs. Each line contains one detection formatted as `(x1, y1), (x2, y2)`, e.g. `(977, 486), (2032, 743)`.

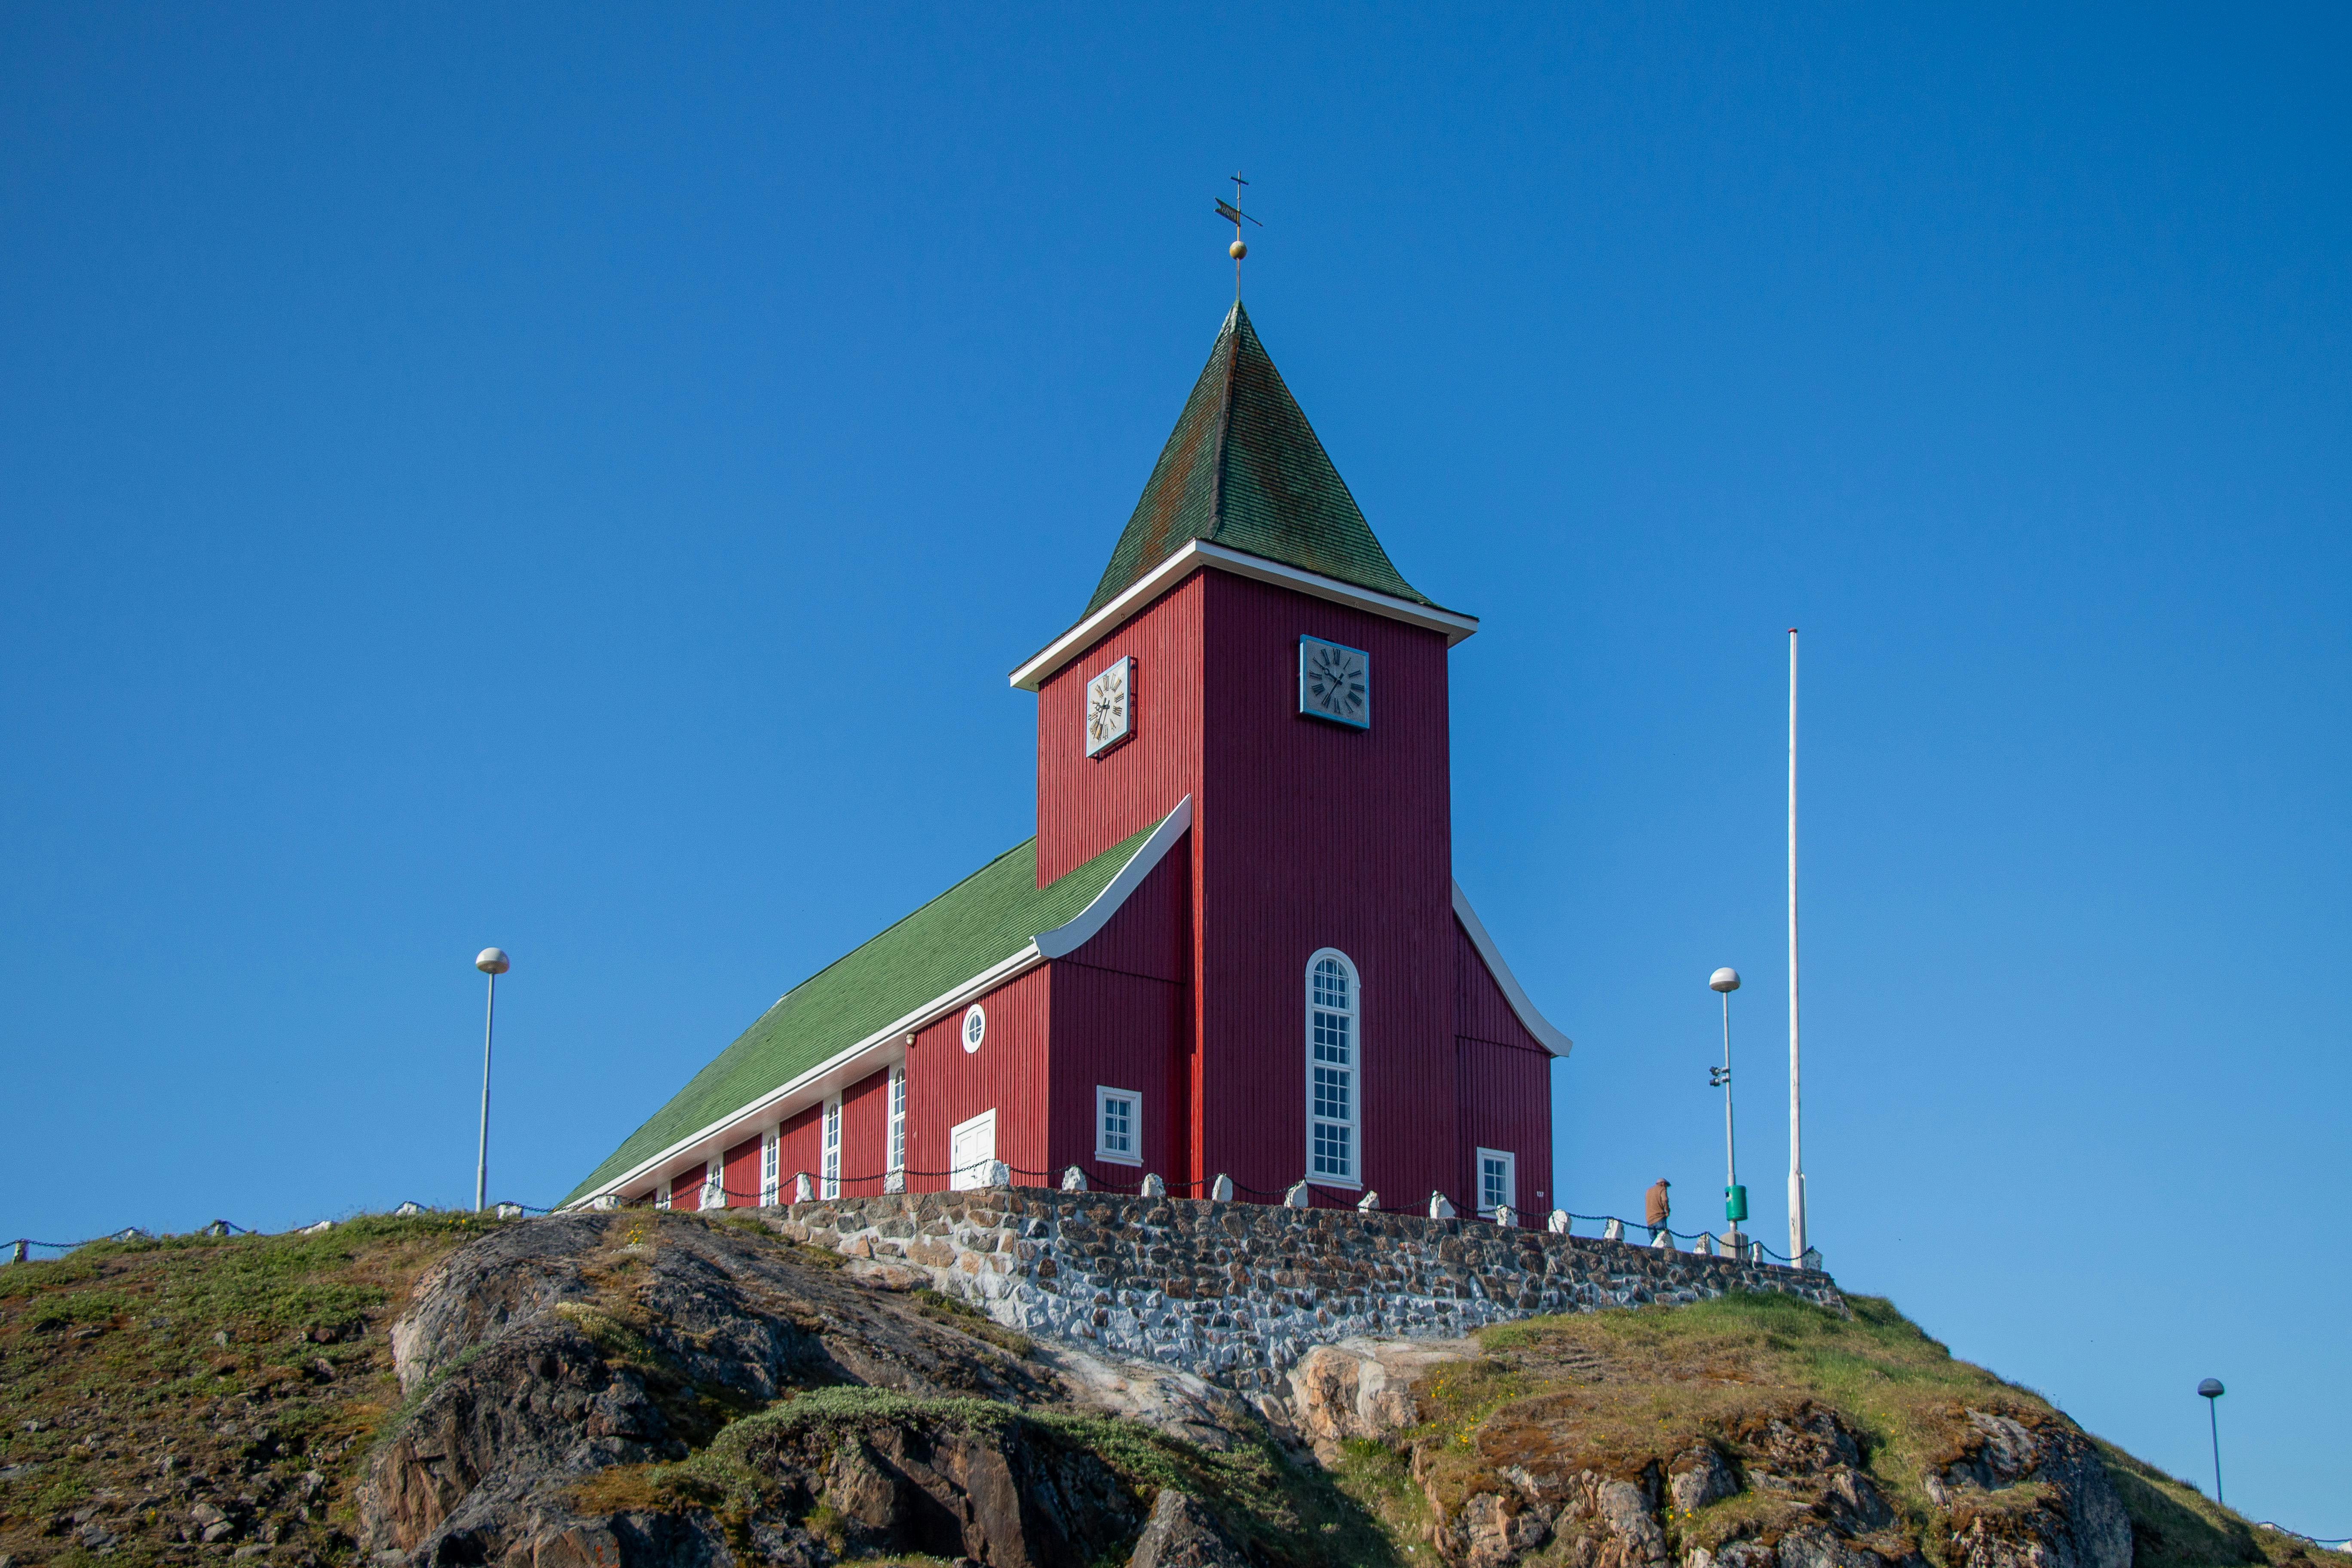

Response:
(820, 1096), (842, 1200)
(1095, 1086), (1142, 1165)
(886, 1065), (907, 1192)
(760, 1128), (780, 1206)
(1477, 1148), (1516, 1218)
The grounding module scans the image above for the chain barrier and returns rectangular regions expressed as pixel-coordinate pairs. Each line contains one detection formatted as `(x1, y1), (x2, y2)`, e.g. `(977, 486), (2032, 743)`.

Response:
(2256, 1525), (2352, 1548)
(4, 1182), (1801, 1267)
(579, 1159), (1808, 1266)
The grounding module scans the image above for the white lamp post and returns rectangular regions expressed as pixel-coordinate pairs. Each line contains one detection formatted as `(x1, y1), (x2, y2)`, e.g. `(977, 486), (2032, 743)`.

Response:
(474, 947), (510, 1213)
(1709, 968), (1746, 1251)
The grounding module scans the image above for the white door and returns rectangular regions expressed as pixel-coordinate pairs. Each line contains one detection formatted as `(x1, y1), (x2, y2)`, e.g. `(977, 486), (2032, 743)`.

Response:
(949, 1109), (997, 1190)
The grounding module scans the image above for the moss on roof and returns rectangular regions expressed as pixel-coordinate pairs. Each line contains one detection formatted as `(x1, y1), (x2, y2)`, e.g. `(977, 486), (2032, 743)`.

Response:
(1085, 301), (1440, 615)
(565, 820), (1165, 1204)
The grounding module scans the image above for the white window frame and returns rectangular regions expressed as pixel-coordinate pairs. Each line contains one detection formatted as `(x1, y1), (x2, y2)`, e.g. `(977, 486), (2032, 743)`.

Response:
(759, 1127), (780, 1207)
(1305, 948), (1362, 1188)
(701, 1159), (724, 1211)
(886, 1064), (908, 1192)
(820, 1095), (842, 1199)
(948, 1107), (998, 1191)
(1477, 1148), (1516, 1219)
(1094, 1085), (1143, 1165)
(962, 1003), (986, 1053)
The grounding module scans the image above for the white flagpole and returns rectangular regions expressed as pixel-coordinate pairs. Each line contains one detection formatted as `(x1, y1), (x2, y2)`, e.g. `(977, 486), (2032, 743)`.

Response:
(1787, 629), (1807, 1265)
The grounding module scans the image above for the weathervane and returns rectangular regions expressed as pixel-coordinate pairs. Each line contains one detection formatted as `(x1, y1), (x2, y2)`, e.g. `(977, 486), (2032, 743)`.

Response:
(1216, 172), (1262, 300)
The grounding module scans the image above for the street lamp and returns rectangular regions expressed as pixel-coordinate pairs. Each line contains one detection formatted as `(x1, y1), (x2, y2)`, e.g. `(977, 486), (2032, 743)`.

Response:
(474, 947), (510, 1213)
(1709, 968), (1747, 1253)
(2198, 1378), (2225, 1505)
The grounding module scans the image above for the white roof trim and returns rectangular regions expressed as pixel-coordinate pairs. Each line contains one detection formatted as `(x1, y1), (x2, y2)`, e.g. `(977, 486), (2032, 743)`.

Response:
(1035, 794), (1190, 957)
(1452, 881), (1573, 1058)
(1009, 539), (1478, 692)
(563, 799), (1195, 1210)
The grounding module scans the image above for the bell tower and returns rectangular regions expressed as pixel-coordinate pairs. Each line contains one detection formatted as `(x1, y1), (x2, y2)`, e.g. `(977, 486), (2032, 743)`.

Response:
(1013, 303), (1485, 1205)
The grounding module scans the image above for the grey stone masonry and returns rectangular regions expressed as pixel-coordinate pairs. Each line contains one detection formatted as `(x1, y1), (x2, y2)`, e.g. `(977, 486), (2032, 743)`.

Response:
(770, 1189), (1844, 1392)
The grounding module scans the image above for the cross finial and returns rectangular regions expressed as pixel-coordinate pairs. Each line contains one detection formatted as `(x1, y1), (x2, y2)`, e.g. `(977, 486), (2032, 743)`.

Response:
(1215, 172), (1262, 301)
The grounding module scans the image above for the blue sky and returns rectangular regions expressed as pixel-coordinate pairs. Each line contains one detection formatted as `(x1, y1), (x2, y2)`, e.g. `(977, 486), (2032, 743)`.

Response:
(4, 2), (2346, 1531)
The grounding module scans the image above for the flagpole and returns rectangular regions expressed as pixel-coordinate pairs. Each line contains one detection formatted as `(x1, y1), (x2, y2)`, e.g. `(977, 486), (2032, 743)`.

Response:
(1787, 629), (1807, 1265)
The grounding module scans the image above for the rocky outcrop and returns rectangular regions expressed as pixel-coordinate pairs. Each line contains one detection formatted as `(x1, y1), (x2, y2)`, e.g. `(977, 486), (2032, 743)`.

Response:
(359, 1213), (1295, 1568)
(1390, 1369), (2124, 1568)
(1286, 1338), (1471, 1462)
(364, 1213), (1065, 1561)
(1927, 1409), (2131, 1568)
(1126, 1488), (1256, 1568)
(1400, 1390), (2135, 1568)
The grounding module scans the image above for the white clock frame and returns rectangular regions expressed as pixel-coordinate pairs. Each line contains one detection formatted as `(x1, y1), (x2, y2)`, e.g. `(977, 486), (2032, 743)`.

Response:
(1084, 656), (1133, 757)
(1298, 636), (1371, 729)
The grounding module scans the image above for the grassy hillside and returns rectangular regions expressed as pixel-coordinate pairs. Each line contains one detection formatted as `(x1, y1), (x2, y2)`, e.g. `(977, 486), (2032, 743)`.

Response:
(1329, 1290), (2343, 1568)
(0, 1215), (484, 1566)
(0, 1216), (2337, 1568)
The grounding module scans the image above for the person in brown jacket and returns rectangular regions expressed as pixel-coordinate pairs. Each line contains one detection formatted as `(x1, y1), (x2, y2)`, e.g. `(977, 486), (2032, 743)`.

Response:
(1645, 1179), (1672, 1243)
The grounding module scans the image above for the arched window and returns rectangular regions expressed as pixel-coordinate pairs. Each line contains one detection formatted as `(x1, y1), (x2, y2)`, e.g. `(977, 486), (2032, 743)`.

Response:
(1306, 949), (1360, 1184)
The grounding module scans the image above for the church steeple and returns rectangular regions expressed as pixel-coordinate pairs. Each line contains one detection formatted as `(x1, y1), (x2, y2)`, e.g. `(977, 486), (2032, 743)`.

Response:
(1085, 303), (1437, 616)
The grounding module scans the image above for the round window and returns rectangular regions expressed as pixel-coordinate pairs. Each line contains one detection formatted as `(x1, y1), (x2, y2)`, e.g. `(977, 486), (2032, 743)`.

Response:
(962, 1003), (986, 1054)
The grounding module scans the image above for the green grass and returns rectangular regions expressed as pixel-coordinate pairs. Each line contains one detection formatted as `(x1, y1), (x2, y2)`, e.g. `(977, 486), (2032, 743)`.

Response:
(0, 1213), (494, 1566)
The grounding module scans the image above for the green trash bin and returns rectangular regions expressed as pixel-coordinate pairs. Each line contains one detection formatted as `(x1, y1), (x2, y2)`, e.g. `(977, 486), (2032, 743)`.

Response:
(1724, 1184), (1749, 1223)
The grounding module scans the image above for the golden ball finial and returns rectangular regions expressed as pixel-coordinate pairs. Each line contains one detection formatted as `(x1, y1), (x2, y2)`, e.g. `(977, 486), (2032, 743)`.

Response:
(1229, 239), (1247, 260)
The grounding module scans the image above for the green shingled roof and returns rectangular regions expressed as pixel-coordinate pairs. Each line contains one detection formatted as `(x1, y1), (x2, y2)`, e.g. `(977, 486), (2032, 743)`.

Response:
(564, 819), (1164, 1204)
(1085, 301), (1437, 616)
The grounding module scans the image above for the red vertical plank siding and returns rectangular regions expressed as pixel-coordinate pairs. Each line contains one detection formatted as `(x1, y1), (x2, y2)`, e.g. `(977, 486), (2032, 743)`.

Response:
(1035, 575), (1208, 885)
(1046, 837), (1195, 1189)
(1454, 1037), (1554, 1213)
(1044, 962), (1189, 1191)
(670, 1167), (704, 1211)
(721, 1136), (762, 1208)
(1453, 919), (1545, 1055)
(1060, 835), (1192, 983)
(1454, 919), (1557, 1209)
(776, 1102), (824, 1195)
(1192, 572), (1459, 1209)
(836, 1066), (894, 1197)
(900, 966), (1051, 1192)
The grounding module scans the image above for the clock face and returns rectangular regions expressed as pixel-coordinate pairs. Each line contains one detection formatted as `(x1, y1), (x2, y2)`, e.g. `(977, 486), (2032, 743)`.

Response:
(1298, 636), (1371, 728)
(1084, 657), (1132, 756)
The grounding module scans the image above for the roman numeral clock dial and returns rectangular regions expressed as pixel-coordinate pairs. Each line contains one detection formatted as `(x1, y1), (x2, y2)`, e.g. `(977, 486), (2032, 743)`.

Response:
(1084, 657), (1132, 756)
(1298, 636), (1370, 728)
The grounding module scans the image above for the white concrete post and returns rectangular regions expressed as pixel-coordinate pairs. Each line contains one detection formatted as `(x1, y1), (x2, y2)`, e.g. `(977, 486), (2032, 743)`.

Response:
(1140, 1173), (1166, 1197)
(1428, 1191), (1456, 1219)
(1060, 1166), (1088, 1192)
(1283, 1180), (1311, 1209)
(1547, 1210), (1571, 1234)
(1210, 1173), (1234, 1201)
(1602, 1218), (1623, 1242)
(1357, 1190), (1381, 1212)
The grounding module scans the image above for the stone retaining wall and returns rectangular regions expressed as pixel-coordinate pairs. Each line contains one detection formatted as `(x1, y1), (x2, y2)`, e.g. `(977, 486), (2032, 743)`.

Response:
(772, 1189), (1842, 1391)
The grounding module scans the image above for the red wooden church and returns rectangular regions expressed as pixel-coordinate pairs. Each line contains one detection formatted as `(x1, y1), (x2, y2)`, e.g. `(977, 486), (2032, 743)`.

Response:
(564, 303), (1570, 1220)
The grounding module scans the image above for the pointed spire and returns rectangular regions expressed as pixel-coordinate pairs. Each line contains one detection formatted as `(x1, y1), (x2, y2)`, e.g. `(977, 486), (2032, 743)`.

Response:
(1085, 303), (1434, 616)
